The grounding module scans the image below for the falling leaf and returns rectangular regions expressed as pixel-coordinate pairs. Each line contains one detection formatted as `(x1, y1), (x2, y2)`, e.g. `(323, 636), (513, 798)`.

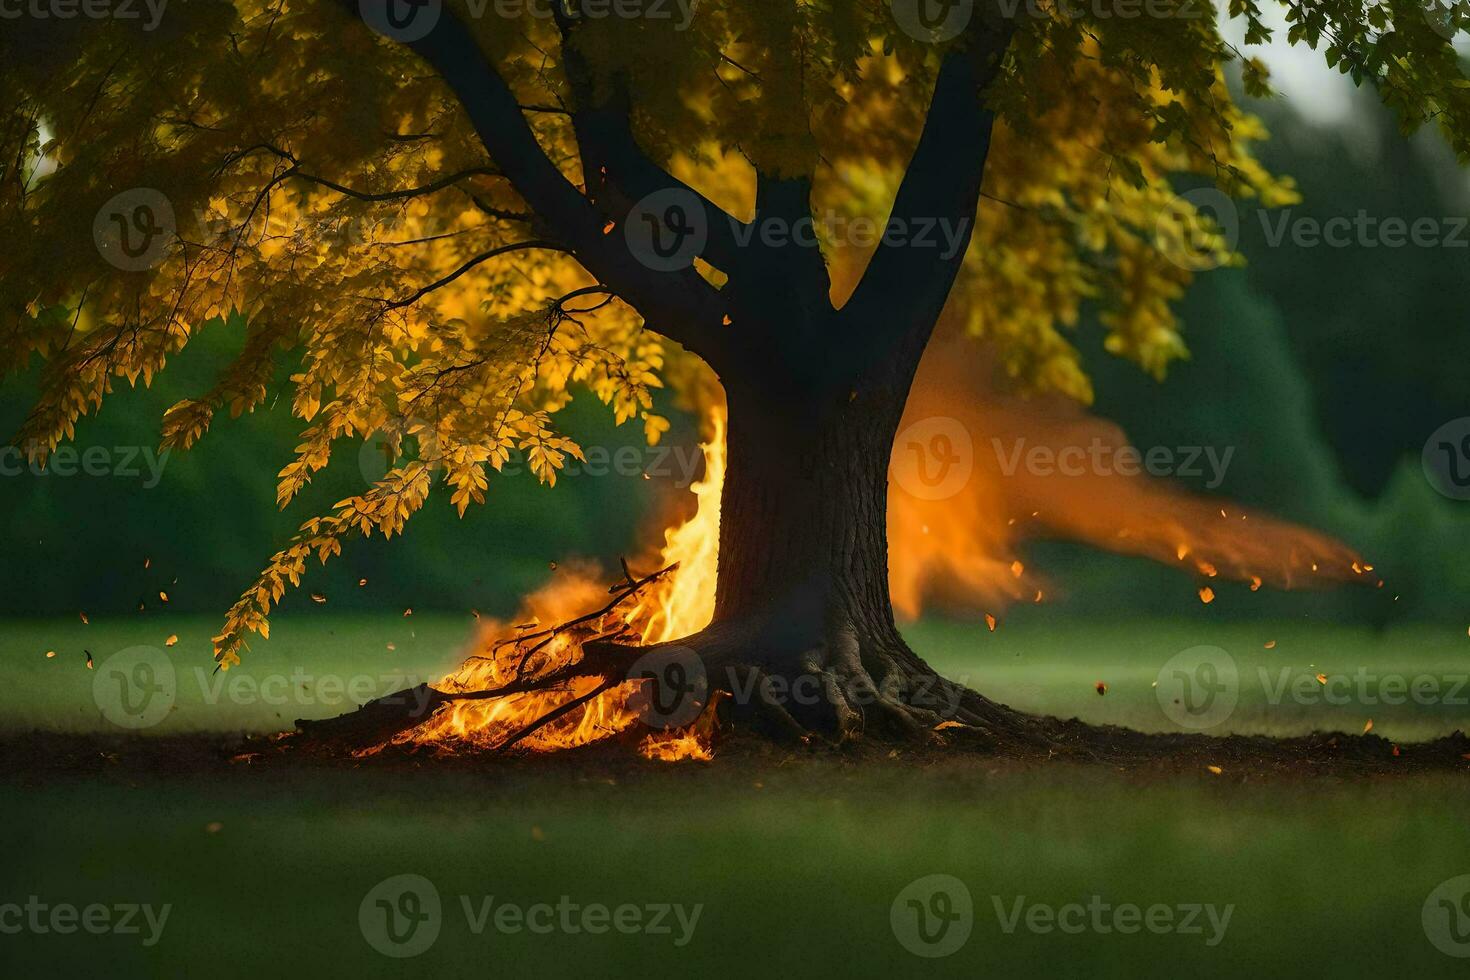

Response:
(1094, 681), (1107, 696)
(1363, 718), (1373, 733)
(1010, 560), (1024, 578)
(205, 822), (223, 834)
(85, 650), (94, 669)
(933, 720), (965, 731)
(79, 612), (89, 625)
(601, 220), (614, 234)
(158, 591), (169, 603)
(403, 608), (413, 617)
(143, 557), (151, 569)
(1315, 673), (1328, 685)
(471, 609), (481, 620)
(549, 561), (558, 571)
(44, 650), (55, 659)
(721, 315), (732, 326)
(984, 613), (997, 632)
(1198, 586), (1215, 605)
(310, 593), (327, 604)
(386, 643), (396, 651)
(1392, 744), (1401, 757)
(358, 578), (368, 587)
(1249, 576), (1262, 592)
(1264, 640), (1276, 649)
(165, 634), (179, 647)
(1206, 765), (1223, 775)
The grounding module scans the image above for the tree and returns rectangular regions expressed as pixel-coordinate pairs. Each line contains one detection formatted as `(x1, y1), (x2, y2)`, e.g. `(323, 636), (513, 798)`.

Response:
(2, 0), (1466, 740)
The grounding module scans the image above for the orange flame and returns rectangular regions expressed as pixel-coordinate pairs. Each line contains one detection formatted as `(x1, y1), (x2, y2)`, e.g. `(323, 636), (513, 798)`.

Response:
(401, 410), (726, 759)
(888, 331), (1369, 618)
(402, 330), (1367, 759)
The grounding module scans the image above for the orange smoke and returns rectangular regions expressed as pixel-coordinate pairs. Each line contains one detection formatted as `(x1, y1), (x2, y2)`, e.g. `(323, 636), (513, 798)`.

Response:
(398, 331), (1368, 758)
(888, 331), (1372, 619)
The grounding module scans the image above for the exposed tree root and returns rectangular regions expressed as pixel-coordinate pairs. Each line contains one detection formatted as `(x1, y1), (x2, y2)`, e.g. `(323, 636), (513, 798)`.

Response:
(287, 568), (1469, 777)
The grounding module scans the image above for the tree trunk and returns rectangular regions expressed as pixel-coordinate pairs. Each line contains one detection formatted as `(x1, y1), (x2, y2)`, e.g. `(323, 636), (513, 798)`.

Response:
(658, 308), (1020, 742)
(713, 377), (905, 652)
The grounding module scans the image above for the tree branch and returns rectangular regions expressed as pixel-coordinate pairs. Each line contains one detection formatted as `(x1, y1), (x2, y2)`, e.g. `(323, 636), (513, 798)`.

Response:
(842, 29), (1014, 339)
(338, 2), (732, 366)
(551, 9), (751, 278)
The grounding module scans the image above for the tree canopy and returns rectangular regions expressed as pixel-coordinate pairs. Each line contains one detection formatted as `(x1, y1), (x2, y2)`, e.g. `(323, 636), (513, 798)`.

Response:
(1, 0), (1466, 666)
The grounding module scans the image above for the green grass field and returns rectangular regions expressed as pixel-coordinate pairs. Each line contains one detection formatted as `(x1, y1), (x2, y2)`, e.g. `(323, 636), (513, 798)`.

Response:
(3, 615), (1469, 977)
(4, 613), (1469, 740)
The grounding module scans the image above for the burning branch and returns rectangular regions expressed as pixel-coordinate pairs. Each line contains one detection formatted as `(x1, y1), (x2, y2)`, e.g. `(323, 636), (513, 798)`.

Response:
(296, 562), (682, 751)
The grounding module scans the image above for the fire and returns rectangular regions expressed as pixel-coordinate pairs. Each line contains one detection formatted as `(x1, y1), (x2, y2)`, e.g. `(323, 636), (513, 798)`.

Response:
(398, 325), (1367, 760)
(400, 409), (726, 760)
(888, 329), (1370, 619)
